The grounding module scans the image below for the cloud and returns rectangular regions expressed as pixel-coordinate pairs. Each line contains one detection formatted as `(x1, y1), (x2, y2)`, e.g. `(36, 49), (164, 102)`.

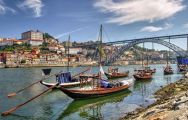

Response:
(184, 23), (188, 28)
(94, 0), (186, 25)
(55, 26), (89, 39)
(140, 23), (173, 32)
(0, 0), (16, 14)
(18, 0), (43, 17)
(141, 26), (163, 32)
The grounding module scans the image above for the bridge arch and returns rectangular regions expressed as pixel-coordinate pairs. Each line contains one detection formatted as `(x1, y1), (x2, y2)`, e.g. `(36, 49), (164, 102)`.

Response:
(105, 39), (187, 65)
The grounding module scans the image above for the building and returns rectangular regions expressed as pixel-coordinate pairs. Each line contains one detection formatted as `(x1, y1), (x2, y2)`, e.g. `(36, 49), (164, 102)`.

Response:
(69, 48), (82, 54)
(0, 38), (24, 46)
(0, 38), (3, 42)
(21, 30), (43, 46)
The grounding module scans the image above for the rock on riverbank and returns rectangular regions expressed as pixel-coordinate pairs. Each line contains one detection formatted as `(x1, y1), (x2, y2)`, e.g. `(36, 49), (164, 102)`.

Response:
(122, 78), (188, 120)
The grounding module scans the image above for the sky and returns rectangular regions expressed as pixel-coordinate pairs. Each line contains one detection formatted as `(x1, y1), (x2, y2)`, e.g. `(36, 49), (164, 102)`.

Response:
(1, 0), (188, 50)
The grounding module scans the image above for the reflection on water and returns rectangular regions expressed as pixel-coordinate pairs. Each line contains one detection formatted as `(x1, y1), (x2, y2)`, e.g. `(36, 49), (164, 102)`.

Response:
(164, 75), (172, 85)
(58, 90), (131, 120)
(0, 64), (184, 120)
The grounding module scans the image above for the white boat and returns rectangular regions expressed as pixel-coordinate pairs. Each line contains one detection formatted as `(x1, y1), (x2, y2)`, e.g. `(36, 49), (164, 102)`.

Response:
(40, 75), (94, 88)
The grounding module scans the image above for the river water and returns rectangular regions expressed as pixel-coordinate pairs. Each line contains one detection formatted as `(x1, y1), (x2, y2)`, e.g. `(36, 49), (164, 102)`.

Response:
(0, 64), (183, 120)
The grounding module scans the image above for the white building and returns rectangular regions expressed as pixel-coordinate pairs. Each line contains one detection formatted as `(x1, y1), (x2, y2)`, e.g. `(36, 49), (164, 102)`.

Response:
(69, 48), (82, 54)
(21, 30), (43, 46)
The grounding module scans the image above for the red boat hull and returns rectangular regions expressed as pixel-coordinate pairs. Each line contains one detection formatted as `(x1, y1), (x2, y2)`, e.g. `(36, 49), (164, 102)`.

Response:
(60, 84), (130, 99)
(105, 72), (129, 79)
(133, 74), (152, 81)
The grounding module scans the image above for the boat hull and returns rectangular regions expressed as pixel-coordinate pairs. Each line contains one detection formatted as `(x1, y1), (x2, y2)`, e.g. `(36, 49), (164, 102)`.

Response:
(60, 84), (130, 99)
(105, 72), (129, 79)
(133, 74), (152, 81)
(179, 68), (186, 72)
(164, 70), (173, 75)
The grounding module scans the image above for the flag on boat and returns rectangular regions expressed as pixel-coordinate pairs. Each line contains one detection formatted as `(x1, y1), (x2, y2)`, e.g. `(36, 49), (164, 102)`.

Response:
(100, 65), (105, 74)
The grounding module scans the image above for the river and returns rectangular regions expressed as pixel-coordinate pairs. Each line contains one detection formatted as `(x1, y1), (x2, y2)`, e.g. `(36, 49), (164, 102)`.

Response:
(0, 64), (183, 120)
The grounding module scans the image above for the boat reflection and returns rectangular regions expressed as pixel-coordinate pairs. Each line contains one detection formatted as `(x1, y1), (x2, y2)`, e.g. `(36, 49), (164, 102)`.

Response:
(133, 80), (151, 91)
(57, 90), (131, 120)
(163, 75), (172, 85)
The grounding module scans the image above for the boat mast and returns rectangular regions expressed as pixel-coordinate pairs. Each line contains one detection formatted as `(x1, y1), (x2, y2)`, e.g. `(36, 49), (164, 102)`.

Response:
(146, 47), (149, 66)
(99, 25), (102, 68)
(98, 25), (103, 87)
(167, 37), (170, 66)
(67, 35), (70, 72)
(142, 42), (144, 67)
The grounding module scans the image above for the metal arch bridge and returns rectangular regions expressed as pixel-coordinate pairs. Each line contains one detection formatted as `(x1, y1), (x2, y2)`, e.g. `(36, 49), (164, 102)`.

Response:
(104, 33), (188, 65)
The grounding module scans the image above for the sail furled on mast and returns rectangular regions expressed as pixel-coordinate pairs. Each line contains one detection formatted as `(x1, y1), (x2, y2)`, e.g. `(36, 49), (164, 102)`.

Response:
(100, 65), (105, 75)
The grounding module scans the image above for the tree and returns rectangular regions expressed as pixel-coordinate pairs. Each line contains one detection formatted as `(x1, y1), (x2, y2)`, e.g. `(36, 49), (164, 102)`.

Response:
(20, 60), (26, 64)
(43, 33), (54, 39)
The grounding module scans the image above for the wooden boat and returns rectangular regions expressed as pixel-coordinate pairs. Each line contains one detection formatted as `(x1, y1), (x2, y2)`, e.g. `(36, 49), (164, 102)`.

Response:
(40, 73), (98, 88)
(59, 25), (133, 100)
(133, 71), (152, 81)
(178, 64), (187, 72)
(134, 67), (156, 74)
(164, 66), (173, 75)
(105, 71), (129, 79)
(105, 68), (129, 79)
(60, 77), (133, 99)
(133, 43), (155, 81)
(164, 43), (173, 75)
(144, 67), (156, 74)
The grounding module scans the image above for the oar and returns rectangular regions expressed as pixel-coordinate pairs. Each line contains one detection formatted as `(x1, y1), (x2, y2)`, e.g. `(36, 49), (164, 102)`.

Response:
(7, 67), (91, 98)
(7, 73), (57, 98)
(2, 83), (59, 116)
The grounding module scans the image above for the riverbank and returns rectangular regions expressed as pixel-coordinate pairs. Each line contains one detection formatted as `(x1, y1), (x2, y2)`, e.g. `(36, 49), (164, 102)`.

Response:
(122, 77), (188, 120)
(2, 62), (177, 68)
(3, 63), (98, 68)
